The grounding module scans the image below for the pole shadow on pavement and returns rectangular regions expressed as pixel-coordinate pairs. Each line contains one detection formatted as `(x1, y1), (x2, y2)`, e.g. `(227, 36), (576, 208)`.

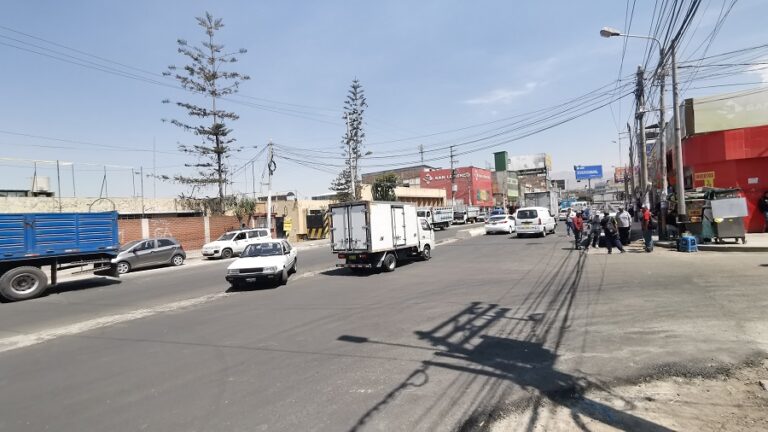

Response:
(338, 250), (674, 432)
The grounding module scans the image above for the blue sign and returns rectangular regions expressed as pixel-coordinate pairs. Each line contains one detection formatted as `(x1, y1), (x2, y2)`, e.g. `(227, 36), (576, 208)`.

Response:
(574, 165), (603, 180)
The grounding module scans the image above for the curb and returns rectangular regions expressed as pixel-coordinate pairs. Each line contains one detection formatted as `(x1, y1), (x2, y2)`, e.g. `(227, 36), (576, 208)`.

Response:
(655, 240), (768, 253)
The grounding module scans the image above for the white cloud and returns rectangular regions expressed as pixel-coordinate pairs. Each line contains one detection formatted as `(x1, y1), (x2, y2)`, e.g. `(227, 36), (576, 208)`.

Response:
(747, 61), (768, 83)
(465, 81), (540, 105)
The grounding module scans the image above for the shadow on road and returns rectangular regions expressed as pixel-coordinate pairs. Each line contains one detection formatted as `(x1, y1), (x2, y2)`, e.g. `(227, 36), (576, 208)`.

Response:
(339, 249), (674, 432)
(43, 277), (122, 296)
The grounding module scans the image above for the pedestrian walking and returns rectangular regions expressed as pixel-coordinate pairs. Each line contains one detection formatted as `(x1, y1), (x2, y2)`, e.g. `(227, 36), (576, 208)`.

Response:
(616, 207), (632, 245)
(583, 214), (602, 252)
(572, 211), (584, 250)
(565, 208), (574, 237)
(759, 191), (768, 233)
(600, 211), (625, 254)
(583, 206), (591, 220)
(641, 205), (655, 252)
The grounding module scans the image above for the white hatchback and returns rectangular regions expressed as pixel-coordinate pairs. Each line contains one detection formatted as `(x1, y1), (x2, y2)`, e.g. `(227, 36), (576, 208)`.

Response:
(485, 215), (516, 234)
(515, 207), (557, 238)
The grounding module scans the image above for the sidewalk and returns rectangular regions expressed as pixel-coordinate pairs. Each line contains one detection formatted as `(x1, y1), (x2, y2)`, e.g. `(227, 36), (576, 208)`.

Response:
(656, 232), (768, 252)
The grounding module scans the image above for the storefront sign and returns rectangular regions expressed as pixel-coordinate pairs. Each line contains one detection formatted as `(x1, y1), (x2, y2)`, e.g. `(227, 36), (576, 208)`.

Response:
(694, 171), (715, 187)
(748, 177), (759, 184)
(283, 217), (293, 232)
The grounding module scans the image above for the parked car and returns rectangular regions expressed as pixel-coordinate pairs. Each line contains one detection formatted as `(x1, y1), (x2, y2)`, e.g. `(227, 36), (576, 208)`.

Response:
(515, 207), (557, 238)
(225, 240), (298, 288)
(201, 228), (271, 259)
(484, 214), (515, 234)
(558, 209), (569, 221)
(112, 237), (186, 274)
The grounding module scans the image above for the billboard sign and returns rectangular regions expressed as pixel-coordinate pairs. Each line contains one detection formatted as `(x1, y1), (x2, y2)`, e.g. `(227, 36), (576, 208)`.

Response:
(685, 88), (768, 136)
(507, 153), (551, 172)
(574, 165), (603, 180)
(614, 167), (628, 183)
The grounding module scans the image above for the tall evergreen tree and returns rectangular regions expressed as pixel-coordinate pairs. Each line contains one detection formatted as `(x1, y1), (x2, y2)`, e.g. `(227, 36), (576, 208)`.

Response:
(162, 12), (249, 212)
(330, 79), (367, 201)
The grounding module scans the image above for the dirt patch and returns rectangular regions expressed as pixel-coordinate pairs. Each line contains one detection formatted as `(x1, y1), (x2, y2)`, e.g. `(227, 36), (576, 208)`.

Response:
(490, 360), (768, 432)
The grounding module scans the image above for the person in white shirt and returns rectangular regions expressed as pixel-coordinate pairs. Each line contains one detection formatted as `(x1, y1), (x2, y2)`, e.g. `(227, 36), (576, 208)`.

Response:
(616, 207), (632, 245)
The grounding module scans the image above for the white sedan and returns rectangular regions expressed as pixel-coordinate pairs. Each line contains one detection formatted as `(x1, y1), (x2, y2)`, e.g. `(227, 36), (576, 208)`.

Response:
(225, 240), (297, 288)
(485, 214), (516, 234)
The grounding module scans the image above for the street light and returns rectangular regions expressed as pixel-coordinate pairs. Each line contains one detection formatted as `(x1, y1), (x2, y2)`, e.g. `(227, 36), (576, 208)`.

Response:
(601, 26), (686, 237)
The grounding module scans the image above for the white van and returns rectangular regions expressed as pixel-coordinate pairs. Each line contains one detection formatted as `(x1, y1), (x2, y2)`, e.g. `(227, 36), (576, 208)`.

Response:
(201, 228), (271, 259)
(515, 207), (557, 238)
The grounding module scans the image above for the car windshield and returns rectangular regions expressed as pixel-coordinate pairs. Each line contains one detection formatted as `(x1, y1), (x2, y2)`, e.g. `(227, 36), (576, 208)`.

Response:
(119, 240), (142, 251)
(216, 232), (237, 241)
(489, 216), (507, 222)
(242, 242), (283, 257)
(517, 210), (538, 219)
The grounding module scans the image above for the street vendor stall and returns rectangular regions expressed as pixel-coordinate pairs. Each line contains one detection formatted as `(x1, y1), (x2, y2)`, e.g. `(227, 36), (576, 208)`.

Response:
(674, 188), (747, 244)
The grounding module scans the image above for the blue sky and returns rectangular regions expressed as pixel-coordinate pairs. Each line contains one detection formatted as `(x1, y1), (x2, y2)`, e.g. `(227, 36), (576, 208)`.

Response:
(2, 0), (767, 199)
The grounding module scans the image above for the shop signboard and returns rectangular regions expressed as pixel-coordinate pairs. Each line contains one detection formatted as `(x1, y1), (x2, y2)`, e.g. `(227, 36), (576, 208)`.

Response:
(420, 166), (494, 206)
(694, 171), (715, 187)
(685, 88), (768, 136)
(574, 165), (603, 180)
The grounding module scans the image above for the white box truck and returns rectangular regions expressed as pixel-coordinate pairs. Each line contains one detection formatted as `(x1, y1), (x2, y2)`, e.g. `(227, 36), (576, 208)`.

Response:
(417, 206), (453, 230)
(453, 205), (480, 224)
(330, 201), (435, 272)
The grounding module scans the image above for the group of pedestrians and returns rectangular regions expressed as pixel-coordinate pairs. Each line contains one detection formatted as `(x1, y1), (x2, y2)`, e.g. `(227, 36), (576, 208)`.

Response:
(568, 205), (659, 254)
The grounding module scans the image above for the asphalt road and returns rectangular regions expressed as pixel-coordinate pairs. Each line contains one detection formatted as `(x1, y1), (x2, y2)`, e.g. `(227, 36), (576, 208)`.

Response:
(1, 224), (766, 431)
(0, 223), (479, 339)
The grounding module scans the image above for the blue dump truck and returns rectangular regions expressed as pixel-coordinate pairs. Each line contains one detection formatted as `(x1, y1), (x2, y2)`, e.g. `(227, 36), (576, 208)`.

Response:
(0, 212), (120, 302)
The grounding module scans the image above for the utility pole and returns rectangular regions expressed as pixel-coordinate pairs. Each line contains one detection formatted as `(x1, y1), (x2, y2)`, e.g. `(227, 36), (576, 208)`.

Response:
(419, 144), (424, 164)
(71, 164), (76, 198)
(140, 166), (145, 218)
(657, 67), (669, 240)
(635, 65), (649, 208)
(671, 44), (687, 219)
(56, 160), (62, 212)
(132, 167), (137, 197)
(251, 160), (256, 199)
(449, 145), (457, 207)
(266, 140), (275, 234)
(627, 123), (636, 214)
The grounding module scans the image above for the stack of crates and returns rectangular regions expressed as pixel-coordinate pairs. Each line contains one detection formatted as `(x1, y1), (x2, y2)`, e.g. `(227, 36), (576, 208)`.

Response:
(678, 236), (698, 252)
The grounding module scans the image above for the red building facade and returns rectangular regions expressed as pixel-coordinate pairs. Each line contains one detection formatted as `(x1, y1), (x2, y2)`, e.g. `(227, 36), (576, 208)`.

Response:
(419, 166), (494, 207)
(676, 124), (768, 232)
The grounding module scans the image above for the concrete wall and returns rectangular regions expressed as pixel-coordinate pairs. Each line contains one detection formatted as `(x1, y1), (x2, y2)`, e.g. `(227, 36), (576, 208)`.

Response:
(0, 197), (185, 214)
(117, 215), (241, 250)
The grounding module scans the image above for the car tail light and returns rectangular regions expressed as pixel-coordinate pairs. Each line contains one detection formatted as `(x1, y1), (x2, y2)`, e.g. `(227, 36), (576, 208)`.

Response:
(538, 218), (542, 225)
(338, 253), (346, 259)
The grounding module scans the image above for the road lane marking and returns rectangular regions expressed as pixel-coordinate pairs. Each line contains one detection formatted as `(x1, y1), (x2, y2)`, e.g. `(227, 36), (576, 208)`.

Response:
(0, 292), (229, 354)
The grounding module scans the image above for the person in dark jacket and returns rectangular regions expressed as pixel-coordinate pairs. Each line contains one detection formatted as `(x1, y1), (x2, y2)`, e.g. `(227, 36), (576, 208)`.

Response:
(759, 191), (768, 233)
(600, 211), (625, 254)
(584, 214), (602, 252)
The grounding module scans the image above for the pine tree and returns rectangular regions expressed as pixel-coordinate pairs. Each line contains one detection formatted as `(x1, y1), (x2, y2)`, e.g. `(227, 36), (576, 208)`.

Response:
(162, 12), (249, 213)
(330, 79), (367, 201)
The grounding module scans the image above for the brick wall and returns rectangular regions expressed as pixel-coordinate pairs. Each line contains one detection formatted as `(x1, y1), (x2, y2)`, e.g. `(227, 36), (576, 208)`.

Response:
(118, 219), (143, 244)
(118, 215), (245, 251)
(148, 217), (208, 250)
(208, 215), (241, 243)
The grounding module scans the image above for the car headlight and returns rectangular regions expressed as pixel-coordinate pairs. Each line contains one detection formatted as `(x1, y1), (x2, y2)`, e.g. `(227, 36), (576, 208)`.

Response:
(263, 266), (278, 273)
(227, 269), (239, 275)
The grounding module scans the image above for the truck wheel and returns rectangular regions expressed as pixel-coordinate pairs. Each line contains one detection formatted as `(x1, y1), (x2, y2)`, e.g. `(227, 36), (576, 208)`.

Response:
(221, 248), (233, 259)
(382, 253), (397, 272)
(116, 261), (131, 275)
(421, 245), (432, 261)
(0, 266), (48, 302)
